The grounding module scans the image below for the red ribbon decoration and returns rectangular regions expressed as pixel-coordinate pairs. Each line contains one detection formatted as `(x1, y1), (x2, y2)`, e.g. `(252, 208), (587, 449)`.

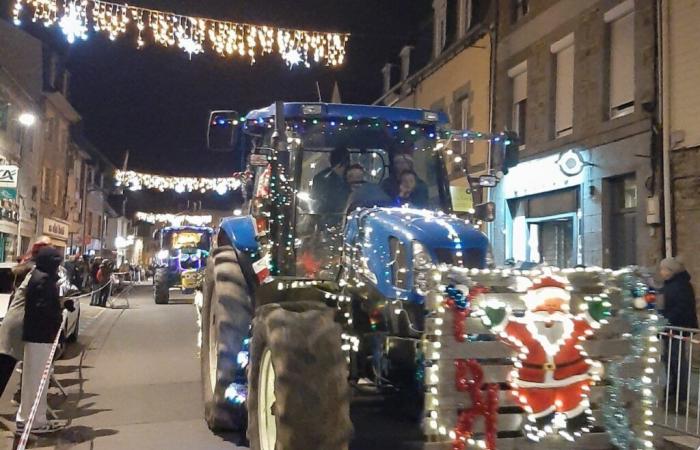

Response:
(445, 298), (469, 342)
(453, 359), (499, 450)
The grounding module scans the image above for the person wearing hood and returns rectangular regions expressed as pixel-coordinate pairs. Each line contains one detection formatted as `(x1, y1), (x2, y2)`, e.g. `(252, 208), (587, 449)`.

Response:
(0, 236), (53, 402)
(660, 257), (698, 409)
(16, 246), (68, 434)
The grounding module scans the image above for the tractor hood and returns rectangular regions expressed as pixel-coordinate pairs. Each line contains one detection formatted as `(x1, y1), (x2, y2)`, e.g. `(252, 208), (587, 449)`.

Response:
(363, 208), (489, 252)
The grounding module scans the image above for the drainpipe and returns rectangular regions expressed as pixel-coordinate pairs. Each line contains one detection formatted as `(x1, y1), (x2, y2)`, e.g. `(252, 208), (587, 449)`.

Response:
(659, 0), (673, 257)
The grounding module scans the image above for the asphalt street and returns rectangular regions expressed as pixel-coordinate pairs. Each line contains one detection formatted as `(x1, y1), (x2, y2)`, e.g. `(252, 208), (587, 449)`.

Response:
(0, 285), (424, 450)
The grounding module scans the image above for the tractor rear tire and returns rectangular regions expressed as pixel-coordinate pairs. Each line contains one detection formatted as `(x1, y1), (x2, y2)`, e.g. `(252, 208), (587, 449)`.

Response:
(247, 302), (352, 450)
(201, 246), (253, 431)
(154, 267), (170, 304)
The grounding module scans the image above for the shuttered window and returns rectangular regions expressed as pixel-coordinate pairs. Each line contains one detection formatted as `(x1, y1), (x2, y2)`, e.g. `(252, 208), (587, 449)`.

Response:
(509, 62), (527, 147)
(607, 2), (635, 118)
(552, 34), (574, 137)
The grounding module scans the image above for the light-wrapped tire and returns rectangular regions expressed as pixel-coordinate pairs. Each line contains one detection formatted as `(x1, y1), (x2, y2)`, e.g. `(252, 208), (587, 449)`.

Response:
(247, 302), (352, 450)
(201, 246), (253, 431)
(154, 267), (170, 304)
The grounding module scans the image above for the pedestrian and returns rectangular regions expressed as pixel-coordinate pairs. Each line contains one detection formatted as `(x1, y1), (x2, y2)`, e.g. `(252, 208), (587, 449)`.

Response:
(660, 257), (698, 407)
(0, 237), (52, 399)
(89, 257), (102, 306)
(97, 259), (114, 307)
(16, 246), (68, 434)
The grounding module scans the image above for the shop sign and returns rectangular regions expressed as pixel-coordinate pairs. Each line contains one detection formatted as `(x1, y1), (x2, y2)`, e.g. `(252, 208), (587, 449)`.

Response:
(43, 217), (69, 240)
(0, 165), (19, 200)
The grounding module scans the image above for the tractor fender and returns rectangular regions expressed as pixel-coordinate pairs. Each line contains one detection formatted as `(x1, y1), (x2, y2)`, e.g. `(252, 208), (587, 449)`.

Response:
(217, 215), (259, 253)
(216, 215), (260, 294)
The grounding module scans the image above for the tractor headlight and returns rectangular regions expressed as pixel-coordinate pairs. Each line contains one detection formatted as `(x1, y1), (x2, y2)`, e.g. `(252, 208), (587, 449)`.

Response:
(412, 241), (433, 295)
(412, 242), (432, 269)
(157, 249), (169, 260)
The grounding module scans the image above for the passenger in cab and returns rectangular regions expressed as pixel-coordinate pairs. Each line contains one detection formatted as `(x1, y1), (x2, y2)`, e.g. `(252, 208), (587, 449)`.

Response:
(395, 170), (428, 208)
(310, 146), (351, 214)
(345, 163), (392, 212)
(381, 153), (429, 205)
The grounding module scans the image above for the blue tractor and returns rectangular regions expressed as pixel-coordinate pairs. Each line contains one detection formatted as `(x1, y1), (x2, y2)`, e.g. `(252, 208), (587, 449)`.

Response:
(153, 226), (213, 304)
(200, 102), (517, 449)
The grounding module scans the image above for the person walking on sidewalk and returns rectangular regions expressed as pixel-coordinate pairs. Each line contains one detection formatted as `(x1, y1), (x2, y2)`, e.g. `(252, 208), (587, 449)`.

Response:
(16, 246), (68, 434)
(660, 257), (698, 408)
(96, 259), (114, 307)
(0, 237), (53, 399)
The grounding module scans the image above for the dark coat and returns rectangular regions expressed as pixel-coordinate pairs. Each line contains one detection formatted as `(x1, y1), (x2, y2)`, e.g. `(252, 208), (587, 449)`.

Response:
(23, 247), (63, 344)
(662, 270), (699, 329)
(310, 168), (350, 214)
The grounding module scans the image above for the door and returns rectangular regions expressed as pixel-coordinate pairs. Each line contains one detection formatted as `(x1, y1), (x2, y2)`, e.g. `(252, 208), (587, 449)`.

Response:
(608, 174), (637, 268)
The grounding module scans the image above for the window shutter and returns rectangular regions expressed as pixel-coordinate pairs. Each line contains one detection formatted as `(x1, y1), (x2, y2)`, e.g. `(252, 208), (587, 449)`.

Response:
(554, 42), (574, 136)
(610, 12), (635, 113)
(512, 71), (527, 103)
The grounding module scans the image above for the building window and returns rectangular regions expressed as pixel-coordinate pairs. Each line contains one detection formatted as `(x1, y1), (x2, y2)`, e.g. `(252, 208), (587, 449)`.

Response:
(53, 172), (61, 206)
(87, 211), (93, 238)
(45, 117), (57, 142)
(512, 0), (529, 23)
(0, 100), (9, 131)
(551, 34), (575, 138)
(606, 174), (637, 268)
(41, 167), (51, 202)
(434, 0), (448, 57)
(460, 96), (470, 160)
(508, 61), (527, 148)
(605, 0), (635, 119)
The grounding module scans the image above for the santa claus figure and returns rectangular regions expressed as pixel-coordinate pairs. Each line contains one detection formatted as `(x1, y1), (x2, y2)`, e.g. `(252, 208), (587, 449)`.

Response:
(481, 275), (607, 438)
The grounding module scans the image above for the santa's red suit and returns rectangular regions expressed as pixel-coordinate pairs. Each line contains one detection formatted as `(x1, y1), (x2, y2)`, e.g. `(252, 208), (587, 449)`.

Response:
(502, 316), (592, 418)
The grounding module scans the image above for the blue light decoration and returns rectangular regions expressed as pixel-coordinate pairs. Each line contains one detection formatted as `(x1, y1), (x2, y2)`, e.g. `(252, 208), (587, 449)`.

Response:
(602, 271), (665, 450)
(225, 337), (251, 405)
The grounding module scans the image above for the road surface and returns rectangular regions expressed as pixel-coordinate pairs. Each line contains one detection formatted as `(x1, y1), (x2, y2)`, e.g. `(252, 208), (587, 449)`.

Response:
(0, 285), (423, 449)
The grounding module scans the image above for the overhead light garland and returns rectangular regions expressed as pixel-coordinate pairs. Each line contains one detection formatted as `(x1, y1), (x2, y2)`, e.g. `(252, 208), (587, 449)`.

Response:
(134, 212), (213, 227)
(115, 169), (250, 194)
(12, 0), (349, 67)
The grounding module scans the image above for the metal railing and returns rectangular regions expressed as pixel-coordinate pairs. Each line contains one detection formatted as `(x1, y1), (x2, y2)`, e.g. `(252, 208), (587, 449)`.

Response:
(657, 326), (700, 436)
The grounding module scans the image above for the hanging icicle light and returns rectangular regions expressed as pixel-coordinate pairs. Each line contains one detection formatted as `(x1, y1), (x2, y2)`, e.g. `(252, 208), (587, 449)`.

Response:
(114, 169), (251, 193)
(13, 0), (349, 67)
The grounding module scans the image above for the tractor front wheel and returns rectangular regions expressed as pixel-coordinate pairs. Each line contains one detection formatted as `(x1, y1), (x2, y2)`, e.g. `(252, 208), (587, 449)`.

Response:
(247, 302), (352, 450)
(154, 267), (170, 304)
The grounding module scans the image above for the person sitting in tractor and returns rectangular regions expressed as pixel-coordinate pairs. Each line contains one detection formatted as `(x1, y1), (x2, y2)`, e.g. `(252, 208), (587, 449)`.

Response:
(310, 146), (351, 215)
(345, 163), (392, 211)
(381, 153), (428, 206)
(395, 170), (428, 208)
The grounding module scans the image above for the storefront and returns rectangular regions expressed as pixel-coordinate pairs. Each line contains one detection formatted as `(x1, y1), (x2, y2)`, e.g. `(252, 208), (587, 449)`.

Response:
(491, 132), (658, 269)
(42, 217), (70, 256)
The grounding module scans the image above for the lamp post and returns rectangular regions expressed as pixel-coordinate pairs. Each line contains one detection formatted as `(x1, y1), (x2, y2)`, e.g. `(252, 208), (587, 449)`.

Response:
(16, 111), (36, 258)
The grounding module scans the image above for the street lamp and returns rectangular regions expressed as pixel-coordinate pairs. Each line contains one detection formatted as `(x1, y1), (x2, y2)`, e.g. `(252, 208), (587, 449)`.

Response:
(16, 111), (37, 258)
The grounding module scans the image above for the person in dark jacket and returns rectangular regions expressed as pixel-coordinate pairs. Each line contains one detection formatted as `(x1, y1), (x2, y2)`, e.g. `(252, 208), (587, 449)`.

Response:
(16, 246), (67, 433)
(660, 257), (698, 407)
(0, 236), (53, 400)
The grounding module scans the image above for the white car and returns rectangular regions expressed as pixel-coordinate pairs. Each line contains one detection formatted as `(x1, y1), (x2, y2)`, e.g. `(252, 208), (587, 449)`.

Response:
(0, 263), (81, 343)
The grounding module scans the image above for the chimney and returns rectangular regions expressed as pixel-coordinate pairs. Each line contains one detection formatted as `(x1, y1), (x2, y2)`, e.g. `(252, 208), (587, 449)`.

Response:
(399, 46), (413, 82)
(381, 63), (393, 94)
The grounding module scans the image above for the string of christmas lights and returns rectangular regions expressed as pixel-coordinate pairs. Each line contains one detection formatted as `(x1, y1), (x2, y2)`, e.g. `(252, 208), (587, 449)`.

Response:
(134, 212), (213, 227)
(114, 169), (250, 194)
(12, 0), (349, 67)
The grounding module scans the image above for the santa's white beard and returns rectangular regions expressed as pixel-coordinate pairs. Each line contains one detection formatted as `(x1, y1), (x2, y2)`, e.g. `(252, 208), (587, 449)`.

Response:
(525, 311), (574, 349)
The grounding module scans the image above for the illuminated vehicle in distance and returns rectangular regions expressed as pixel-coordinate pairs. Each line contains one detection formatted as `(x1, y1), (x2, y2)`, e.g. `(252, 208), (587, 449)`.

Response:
(153, 226), (213, 304)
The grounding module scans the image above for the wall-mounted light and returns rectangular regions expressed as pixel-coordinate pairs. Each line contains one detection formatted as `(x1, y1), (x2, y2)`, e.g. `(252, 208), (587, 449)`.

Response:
(18, 112), (36, 127)
(556, 149), (594, 176)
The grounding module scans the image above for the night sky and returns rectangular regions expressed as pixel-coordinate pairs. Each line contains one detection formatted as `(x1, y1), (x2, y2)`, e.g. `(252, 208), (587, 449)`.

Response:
(1, 0), (431, 176)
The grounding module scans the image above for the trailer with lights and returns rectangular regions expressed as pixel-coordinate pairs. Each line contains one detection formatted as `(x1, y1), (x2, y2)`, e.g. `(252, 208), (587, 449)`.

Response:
(200, 102), (522, 449)
(153, 225), (213, 304)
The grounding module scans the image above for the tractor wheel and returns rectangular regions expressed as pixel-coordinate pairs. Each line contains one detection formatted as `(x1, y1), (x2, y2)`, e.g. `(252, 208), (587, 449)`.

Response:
(201, 246), (253, 431)
(154, 267), (170, 304)
(247, 302), (352, 450)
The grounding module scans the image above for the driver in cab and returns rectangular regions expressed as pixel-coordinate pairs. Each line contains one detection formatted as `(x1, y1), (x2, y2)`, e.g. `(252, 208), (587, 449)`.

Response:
(310, 146), (351, 215)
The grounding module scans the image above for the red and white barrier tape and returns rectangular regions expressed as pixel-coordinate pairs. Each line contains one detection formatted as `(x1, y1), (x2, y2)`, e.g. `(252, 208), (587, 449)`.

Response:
(16, 316), (67, 449)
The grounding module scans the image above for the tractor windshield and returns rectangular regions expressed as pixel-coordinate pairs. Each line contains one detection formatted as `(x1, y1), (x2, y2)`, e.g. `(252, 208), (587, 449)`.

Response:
(159, 228), (212, 270)
(286, 118), (449, 279)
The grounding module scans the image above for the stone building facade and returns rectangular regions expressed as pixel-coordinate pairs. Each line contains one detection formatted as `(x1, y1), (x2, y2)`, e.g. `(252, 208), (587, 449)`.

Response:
(490, 0), (662, 269)
(376, 0), (494, 213)
(663, 0), (700, 294)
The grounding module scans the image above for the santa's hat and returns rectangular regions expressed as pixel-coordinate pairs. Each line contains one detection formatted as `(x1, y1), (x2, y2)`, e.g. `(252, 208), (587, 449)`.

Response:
(523, 276), (571, 309)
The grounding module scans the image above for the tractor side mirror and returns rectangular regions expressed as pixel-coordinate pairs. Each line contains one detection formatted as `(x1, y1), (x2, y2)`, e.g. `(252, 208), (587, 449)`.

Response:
(207, 110), (240, 152)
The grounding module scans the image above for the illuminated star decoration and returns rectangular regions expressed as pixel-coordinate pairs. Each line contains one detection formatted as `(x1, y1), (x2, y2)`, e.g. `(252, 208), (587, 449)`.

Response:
(12, 0), (349, 67)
